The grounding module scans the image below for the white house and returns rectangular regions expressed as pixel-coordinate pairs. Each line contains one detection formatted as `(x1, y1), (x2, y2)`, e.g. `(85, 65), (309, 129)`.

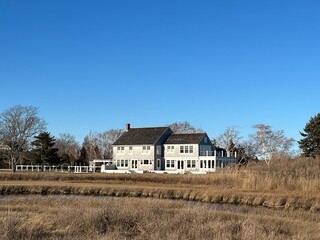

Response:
(112, 124), (237, 174)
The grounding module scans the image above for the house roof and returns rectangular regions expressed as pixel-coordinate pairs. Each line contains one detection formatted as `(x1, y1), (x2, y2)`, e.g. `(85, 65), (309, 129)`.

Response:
(113, 127), (169, 145)
(164, 133), (207, 145)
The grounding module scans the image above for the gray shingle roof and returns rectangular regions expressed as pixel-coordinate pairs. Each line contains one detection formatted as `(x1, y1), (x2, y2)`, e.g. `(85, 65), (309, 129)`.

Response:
(113, 127), (169, 145)
(164, 133), (206, 144)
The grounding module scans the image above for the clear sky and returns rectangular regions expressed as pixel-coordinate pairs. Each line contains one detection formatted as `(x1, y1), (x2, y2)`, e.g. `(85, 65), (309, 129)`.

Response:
(1, 0), (320, 144)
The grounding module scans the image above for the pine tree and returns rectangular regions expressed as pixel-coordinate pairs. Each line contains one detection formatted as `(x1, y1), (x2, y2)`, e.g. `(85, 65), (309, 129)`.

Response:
(31, 132), (60, 165)
(298, 113), (320, 157)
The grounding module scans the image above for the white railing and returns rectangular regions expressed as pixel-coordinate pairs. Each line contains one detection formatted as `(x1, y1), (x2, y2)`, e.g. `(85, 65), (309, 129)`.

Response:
(15, 165), (90, 173)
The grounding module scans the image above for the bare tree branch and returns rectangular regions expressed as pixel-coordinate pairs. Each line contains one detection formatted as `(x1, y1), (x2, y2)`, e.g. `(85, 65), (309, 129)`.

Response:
(0, 105), (46, 172)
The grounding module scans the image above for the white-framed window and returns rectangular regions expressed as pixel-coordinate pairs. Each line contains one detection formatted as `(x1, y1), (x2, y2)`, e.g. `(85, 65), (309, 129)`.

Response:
(187, 160), (191, 168)
(143, 159), (149, 165)
(166, 160), (170, 168)
(142, 146), (151, 154)
(121, 159), (124, 167)
(180, 146), (184, 153)
(117, 146), (125, 154)
(129, 146), (133, 154)
(125, 160), (128, 167)
(166, 160), (175, 168)
(184, 146), (189, 153)
(189, 146), (194, 153)
(192, 160), (196, 168)
(180, 146), (194, 154)
(167, 146), (175, 153)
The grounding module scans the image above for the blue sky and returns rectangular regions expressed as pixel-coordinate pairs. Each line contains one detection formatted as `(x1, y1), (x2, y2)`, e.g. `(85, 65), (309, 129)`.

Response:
(1, 0), (320, 144)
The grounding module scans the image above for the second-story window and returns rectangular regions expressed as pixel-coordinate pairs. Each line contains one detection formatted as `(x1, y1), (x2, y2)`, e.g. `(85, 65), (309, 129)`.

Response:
(142, 146), (151, 154)
(189, 146), (194, 153)
(129, 146), (133, 154)
(167, 146), (175, 153)
(180, 146), (194, 154)
(180, 146), (184, 153)
(184, 146), (189, 153)
(117, 146), (125, 154)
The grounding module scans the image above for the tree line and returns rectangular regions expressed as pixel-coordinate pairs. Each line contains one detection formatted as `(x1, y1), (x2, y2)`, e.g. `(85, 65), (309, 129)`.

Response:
(0, 105), (319, 172)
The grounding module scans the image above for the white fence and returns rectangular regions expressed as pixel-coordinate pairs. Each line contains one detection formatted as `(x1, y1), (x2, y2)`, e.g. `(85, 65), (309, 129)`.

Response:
(15, 165), (91, 173)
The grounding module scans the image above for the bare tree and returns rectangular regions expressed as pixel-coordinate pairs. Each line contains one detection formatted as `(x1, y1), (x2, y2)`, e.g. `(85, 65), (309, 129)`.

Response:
(169, 121), (203, 133)
(216, 126), (242, 157)
(55, 133), (80, 165)
(236, 140), (257, 165)
(82, 132), (100, 162)
(250, 124), (294, 165)
(0, 105), (46, 172)
(95, 129), (123, 159)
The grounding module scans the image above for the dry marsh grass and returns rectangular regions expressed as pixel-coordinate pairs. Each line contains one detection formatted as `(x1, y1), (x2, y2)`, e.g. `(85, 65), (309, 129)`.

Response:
(1, 157), (319, 191)
(0, 157), (320, 211)
(1, 195), (320, 240)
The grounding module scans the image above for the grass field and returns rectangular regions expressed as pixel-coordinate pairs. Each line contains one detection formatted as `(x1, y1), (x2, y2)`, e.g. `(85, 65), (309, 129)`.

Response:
(0, 157), (320, 239)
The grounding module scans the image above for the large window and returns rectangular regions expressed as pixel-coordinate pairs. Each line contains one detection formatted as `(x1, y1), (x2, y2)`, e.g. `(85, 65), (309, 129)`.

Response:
(180, 146), (194, 154)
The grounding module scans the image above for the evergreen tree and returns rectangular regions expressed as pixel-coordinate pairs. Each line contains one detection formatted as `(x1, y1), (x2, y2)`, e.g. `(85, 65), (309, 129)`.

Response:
(31, 132), (60, 165)
(299, 113), (320, 157)
(79, 146), (88, 165)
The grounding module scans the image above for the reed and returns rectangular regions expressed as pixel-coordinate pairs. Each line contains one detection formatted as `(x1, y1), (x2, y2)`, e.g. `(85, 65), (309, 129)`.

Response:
(1, 195), (319, 240)
(1, 157), (319, 211)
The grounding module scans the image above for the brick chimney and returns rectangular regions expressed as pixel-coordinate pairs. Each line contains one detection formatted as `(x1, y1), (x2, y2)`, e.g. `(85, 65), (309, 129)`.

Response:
(126, 123), (131, 132)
